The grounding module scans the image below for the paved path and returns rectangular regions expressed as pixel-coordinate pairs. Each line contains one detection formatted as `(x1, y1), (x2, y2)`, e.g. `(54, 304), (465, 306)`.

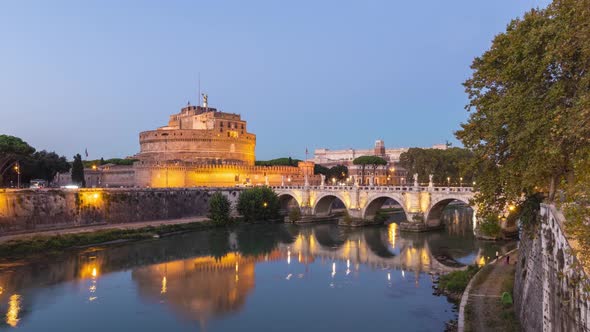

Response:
(0, 217), (209, 244)
(461, 250), (520, 332)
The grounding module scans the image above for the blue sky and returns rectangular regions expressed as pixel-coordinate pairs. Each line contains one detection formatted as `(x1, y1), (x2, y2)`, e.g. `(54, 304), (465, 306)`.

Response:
(0, 0), (550, 160)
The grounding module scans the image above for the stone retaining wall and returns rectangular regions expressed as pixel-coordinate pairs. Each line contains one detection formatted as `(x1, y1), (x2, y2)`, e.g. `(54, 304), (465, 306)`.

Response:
(515, 204), (590, 332)
(0, 188), (242, 234)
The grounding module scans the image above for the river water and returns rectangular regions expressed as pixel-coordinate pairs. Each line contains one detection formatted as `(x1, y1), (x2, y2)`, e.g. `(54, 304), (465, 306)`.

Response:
(0, 206), (515, 331)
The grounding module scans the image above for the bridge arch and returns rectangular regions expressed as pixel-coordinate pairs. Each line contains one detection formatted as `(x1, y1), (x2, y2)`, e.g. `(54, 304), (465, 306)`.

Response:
(362, 194), (408, 221)
(277, 192), (302, 215)
(425, 196), (473, 228)
(313, 193), (348, 217)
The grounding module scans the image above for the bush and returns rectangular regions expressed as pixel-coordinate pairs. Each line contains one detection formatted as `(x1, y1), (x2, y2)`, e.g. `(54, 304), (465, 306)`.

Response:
(208, 192), (232, 224)
(237, 187), (280, 222)
(501, 292), (513, 306)
(438, 265), (480, 293)
(288, 208), (302, 222)
(479, 215), (502, 237)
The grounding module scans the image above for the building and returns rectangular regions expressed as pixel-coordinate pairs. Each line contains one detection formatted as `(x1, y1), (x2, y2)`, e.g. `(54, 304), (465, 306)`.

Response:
(312, 140), (447, 186)
(55, 96), (315, 188)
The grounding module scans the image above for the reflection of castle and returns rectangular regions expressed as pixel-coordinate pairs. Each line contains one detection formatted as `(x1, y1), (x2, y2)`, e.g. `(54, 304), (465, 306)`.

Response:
(55, 96), (316, 188)
(131, 252), (282, 324)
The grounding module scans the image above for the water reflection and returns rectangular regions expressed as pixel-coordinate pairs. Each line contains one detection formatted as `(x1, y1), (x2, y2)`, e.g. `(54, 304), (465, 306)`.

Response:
(0, 206), (516, 331)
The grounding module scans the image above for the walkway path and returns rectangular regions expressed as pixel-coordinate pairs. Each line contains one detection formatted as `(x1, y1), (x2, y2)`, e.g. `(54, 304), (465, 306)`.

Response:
(461, 249), (521, 332)
(0, 216), (209, 244)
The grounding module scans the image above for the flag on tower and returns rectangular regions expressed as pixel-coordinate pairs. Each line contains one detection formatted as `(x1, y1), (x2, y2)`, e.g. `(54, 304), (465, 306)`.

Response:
(85, 148), (88, 158)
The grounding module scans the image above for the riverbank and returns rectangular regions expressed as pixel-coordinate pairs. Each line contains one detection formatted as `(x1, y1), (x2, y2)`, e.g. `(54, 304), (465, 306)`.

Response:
(460, 249), (521, 332)
(0, 217), (217, 261)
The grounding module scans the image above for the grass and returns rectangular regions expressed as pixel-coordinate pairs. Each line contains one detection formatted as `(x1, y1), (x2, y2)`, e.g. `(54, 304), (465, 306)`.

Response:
(438, 265), (480, 293)
(0, 221), (224, 259)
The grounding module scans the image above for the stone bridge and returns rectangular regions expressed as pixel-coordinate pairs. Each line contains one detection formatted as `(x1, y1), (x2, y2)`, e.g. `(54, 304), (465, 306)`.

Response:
(272, 184), (476, 231)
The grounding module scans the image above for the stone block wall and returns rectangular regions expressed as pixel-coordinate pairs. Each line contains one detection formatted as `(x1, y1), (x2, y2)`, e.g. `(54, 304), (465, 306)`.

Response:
(515, 204), (590, 332)
(0, 188), (242, 234)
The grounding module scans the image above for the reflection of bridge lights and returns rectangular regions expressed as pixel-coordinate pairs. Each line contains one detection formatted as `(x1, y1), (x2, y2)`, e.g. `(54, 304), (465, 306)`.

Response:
(346, 260), (351, 275)
(331, 262), (336, 278)
(388, 223), (398, 247)
(287, 250), (291, 265)
(402, 270), (405, 278)
(387, 273), (391, 281)
(0, 286), (3, 295)
(92, 267), (98, 278)
(161, 276), (167, 294)
(6, 294), (21, 327)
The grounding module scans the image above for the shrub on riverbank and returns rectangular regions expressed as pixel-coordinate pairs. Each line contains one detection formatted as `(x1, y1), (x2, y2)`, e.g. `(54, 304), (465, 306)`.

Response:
(237, 187), (280, 222)
(208, 192), (232, 224)
(438, 265), (480, 293)
(478, 215), (502, 238)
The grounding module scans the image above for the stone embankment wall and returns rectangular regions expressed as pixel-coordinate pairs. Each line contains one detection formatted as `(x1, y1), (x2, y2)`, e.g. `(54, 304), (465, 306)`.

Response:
(0, 188), (242, 234)
(515, 204), (590, 332)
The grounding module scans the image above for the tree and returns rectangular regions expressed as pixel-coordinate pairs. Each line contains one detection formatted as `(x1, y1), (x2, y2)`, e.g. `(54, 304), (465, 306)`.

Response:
(71, 154), (85, 187)
(456, 0), (590, 218)
(399, 148), (474, 185)
(327, 165), (348, 183)
(0, 135), (36, 185)
(31, 151), (71, 184)
(314, 164), (329, 176)
(208, 192), (232, 224)
(237, 187), (280, 222)
(353, 156), (387, 184)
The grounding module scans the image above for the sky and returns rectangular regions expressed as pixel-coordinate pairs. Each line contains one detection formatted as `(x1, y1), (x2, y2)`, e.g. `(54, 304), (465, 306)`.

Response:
(0, 0), (550, 161)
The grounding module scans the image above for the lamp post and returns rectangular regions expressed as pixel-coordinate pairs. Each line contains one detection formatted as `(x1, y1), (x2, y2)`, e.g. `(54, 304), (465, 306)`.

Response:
(447, 177), (450, 187)
(460, 177), (463, 187)
(14, 162), (20, 189)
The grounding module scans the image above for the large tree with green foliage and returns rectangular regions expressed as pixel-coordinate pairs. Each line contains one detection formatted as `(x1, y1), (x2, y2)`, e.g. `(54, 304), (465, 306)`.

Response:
(353, 156), (387, 184)
(31, 151), (71, 184)
(71, 154), (85, 187)
(237, 187), (280, 222)
(0, 135), (36, 184)
(456, 0), (590, 223)
(399, 148), (474, 185)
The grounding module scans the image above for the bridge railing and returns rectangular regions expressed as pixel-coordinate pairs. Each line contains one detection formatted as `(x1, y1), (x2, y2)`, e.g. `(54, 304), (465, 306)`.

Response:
(271, 185), (474, 193)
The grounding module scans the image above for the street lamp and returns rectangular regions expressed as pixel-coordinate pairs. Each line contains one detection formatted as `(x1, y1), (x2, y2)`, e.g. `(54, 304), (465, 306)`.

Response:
(14, 162), (20, 188)
(447, 177), (451, 187)
(460, 177), (463, 187)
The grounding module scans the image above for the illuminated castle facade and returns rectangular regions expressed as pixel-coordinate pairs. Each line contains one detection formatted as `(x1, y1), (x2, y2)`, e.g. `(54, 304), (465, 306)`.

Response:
(56, 96), (314, 188)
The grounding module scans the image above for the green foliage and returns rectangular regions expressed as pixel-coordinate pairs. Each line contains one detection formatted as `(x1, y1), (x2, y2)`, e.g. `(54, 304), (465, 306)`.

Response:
(398, 147), (475, 185)
(288, 207), (301, 222)
(237, 187), (280, 222)
(208, 192), (232, 224)
(71, 154), (85, 187)
(501, 292), (513, 306)
(456, 0), (590, 218)
(478, 215), (502, 238)
(0, 135), (36, 186)
(438, 265), (480, 293)
(328, 165), (348, 182)
(30, 150), (71, 183)
(314, 164), (329, 176)
(255, 157), (300, 167)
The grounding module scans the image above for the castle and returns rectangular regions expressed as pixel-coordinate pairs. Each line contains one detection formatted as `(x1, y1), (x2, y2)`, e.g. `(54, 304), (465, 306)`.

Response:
(55, 96), (313, 188)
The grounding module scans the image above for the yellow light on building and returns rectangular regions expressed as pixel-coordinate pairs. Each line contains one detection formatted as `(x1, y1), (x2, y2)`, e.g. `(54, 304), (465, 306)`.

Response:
(508, 205), (516, 211)
(92, 165), (97, 171)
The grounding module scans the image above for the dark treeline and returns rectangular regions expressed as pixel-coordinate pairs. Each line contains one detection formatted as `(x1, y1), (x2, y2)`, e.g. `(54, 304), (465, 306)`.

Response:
(398, 147), (475, 186)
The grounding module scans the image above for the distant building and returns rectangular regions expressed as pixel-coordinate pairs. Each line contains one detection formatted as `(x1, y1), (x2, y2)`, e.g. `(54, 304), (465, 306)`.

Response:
(313, 140), (447, 186)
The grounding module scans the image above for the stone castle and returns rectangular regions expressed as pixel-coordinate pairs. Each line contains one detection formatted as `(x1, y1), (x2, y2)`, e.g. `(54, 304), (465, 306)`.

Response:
(55, 96), (313, 188)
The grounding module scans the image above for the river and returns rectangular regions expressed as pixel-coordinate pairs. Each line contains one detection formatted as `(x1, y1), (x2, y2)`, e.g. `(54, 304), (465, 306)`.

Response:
(0, 205), (516, 331)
